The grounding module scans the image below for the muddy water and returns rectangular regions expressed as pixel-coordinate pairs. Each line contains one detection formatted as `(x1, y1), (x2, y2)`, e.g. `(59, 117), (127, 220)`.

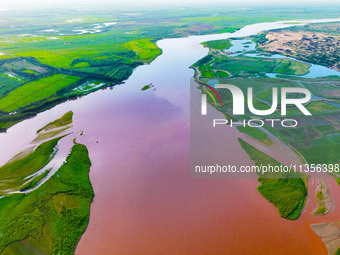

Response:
(1, 19), (340, 254)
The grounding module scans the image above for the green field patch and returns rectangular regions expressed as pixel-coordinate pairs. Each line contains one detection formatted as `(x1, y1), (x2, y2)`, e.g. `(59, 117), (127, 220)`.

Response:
(0, 74), (80, 112)
(0, 74), (24, 95)
(202, 39), (232, 50)
(216, 71), (230, 78)
(23, 69), (38, 74)
(1, 72), (26, 82)
(300, 143), (340, 164)
(215, 56), (310, 77)
(72, 61), (90, 68)
(216, 27), (239, 33)
(238, 138), (307, 219)
(91, 56), (109, 60)
(53, 193), (79, 214)
(301, 80), (340, 99)
(0, 55), (12, 60)
(123, 38), (162, 62)
(15, 50), (73, 68)
(19, 169), (50, 192)
(237, 126), (268, 141)
(201, 71), (216, 78)
(307, 101), (339, 114)
(37, 111), (73, 133)
(327, 134), (340, 144)
(0, 137), (60, 194)
(52, 48), (101, 59)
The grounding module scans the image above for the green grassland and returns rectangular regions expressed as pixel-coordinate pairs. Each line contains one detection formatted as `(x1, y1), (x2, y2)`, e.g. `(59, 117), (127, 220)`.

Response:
(238, 138), (307, 219)
(0, 137), (60, 195)
(202, 39), (232, 50)
(0, 142), (94, 254)
(314, 189), (326, 215)
(16, 50), (74, 69)
(37, 111), (73, 133)
(124, 39), (162, 63)
(195, 55), (310, 78)
(0, 74), (81, 112)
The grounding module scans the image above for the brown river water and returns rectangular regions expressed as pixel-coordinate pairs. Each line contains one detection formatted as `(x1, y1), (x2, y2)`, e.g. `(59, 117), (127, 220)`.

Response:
(1, 19), (340, 254)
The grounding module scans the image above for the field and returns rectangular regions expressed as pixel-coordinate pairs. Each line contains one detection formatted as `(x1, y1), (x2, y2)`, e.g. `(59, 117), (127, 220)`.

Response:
(237, 125), (268, 141)
(0, 74), (81, 112)
(124, 39), (162, 62)
(193, 54), (310, 79)
(238, 138), (307, 220)
(202, 39), (232, 50)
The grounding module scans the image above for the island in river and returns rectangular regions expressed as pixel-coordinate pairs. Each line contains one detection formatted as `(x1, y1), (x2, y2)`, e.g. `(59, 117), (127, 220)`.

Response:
(0, 112), (93, 254)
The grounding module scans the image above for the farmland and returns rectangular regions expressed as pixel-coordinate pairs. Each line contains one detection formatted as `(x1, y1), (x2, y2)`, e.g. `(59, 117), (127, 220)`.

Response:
(0, 74), (80, 112)
(194, 22), (340, 220)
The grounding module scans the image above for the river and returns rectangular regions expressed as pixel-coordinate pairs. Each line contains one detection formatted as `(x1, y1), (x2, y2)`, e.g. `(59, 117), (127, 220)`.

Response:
(1, 18), (340, 254)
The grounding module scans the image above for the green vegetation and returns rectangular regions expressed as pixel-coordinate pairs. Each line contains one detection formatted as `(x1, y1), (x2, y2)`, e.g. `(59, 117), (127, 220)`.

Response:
(19, 169), (51, 192)
(314, 190), (326, 215)
(0, 111), (92, 253)
(0, 142), (94, 254)
(53, 193), (79, 214)
(16, 51), (74, 69)
(195, 55), (310, 78)
(0, 137), (61, 195)
(202, 39), (232, 50)
(0, 74), (80, 112)
(314, 204), (326, 215)
(238, 138), (307, 219)
(37, 111), (73, 133)
(316, 190), (324, 200)
(124, 39), (162, 62)
(0, 55), (12, 60)
(141, 83), (154, 91)
(237, 126), (268, 141)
